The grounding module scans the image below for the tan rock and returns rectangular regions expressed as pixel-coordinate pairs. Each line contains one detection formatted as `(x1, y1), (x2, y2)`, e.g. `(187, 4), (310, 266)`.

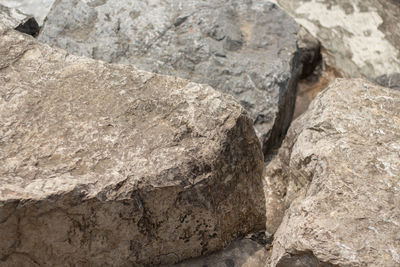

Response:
(270, 79), (400, 266)
(0, 22), (265, 266)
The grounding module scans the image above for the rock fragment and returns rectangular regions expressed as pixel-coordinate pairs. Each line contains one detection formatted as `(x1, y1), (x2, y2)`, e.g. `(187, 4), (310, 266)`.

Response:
(0, 22), (265, 266)
(270, 79), (400, 266)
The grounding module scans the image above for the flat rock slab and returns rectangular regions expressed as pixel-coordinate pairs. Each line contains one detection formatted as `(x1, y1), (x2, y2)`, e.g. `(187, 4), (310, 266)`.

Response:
(0, 0), (55, 25)
(272, 0), (400, 79)
(38, 0), (302, 154)
(0, 23), (265, 266)
(172, 238), (270, 267)
(270, 79), (400, 266)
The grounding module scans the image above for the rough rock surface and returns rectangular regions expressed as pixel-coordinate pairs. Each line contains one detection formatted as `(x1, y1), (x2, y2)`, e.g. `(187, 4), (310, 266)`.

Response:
(0, 4), (39, 35)
(270, 79), (400, 266)
(0, 23), (265, 266)
(172, 238), (270, 267)
(375, 73), (400, 91)
(271, 0), (400, 79)
(38, 0), (303, 154)
(0, 0), (55, 25)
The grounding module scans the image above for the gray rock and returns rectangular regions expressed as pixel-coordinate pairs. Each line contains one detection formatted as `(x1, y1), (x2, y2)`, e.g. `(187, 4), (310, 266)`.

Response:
(0, 22), (265, 266)
(375, 73), (400, 91)
(0, 4), (39, 35)
(272, 0), (400, 79)
(0, 0), (55, 25)
(38, 0), (303, 155)
(172, 238), (270, 267)
(270, 79), (400, 266)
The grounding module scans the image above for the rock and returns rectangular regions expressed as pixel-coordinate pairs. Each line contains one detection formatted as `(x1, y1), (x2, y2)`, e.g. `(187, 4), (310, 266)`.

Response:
(293, 63), (341, 119)
(172, 238), (270, 267)
(263, 155), (287, 236)
(0, 22), (265, 266)
(0, 0), (55, 25)
(272, 0), (400, 79)
(375, 73), (400, 91)
(0, 4), (39, 36)
(270, 79), (400, 266)
(38, 0), (303, 155)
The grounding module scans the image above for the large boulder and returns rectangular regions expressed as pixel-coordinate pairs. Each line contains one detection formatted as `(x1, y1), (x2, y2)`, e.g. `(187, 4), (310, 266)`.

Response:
(271, 0), (400, 79)
(0, 22), (265, 266)
(38, 0), (303, 154)
(0, 0), (55, 25)
(0, 4), (39, 35)
(269, 79), (400, 266)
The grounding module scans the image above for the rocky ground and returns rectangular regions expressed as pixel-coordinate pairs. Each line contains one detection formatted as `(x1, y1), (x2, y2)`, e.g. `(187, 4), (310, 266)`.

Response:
(0, 1), (399, 266)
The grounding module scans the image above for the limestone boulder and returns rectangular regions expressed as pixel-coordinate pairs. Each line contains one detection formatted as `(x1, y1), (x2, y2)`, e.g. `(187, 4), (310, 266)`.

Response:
(270, 79), (400, 266)
(272, 0), (400, 79)
(38, 0), (304, 154)
(0, 23), (265, 266)
(0, 4), (39, 35)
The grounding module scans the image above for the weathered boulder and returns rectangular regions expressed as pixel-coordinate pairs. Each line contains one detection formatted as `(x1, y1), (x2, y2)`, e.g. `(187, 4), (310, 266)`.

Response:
(0, 4), (39, 35)
(38, 0), (303, 154)
(173, 238), (270, 267)
(0, 0), (55, 25)
(270, 79), (400, 266)
(0, 22), (265, 266)
(271, 0), (400, 79)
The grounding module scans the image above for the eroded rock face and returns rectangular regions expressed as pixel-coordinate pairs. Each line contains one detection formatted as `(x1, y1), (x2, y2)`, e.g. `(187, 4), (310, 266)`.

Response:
(38, 0), (303, 155)
(0, 4), (39, 35)
(0, 22), (265, 266)
(272, 0), (400, 79)
(270, 79), (400, 266)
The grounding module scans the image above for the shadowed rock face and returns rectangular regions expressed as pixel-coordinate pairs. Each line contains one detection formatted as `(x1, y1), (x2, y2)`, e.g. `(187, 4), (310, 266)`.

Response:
(269, 79), (400, 266)
(272, 0), (400, 79)
(0, 22), (265, 266)
(0, 4), (39, 36)
(38, 0), (303, 155)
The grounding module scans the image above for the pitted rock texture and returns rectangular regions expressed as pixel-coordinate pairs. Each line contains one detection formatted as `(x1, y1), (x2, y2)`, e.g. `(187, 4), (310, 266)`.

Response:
(0, 0), (55, 25)
(0, 23), (265, 266)
(172, 238), (270, 267)
(270, 79), (400, 266)
(271, 0), (400, 79)
(38, 0), (303, 155)
(0, 4), (39, 35)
